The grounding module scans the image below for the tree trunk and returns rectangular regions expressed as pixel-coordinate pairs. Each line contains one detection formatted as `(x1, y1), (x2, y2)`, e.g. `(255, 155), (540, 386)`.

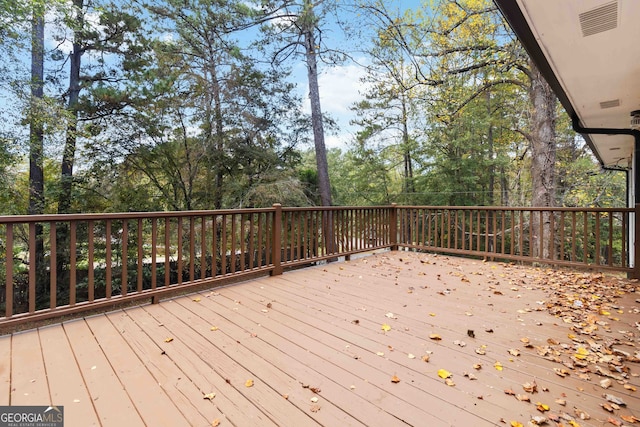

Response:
(59, 0), (84, 214)
(29, 4), (47, 304)
(401, 91), (414, 202)
(303, 22), (331, 207)
(29, 8), (44, 217)
(528, 61), (557, 258)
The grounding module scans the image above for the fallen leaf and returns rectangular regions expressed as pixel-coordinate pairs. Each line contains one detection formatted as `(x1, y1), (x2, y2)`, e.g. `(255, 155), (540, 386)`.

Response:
(535, 402), (550, 412)
(391, 375), (400, 383)
(508, 348), (521, 357)
(473, 363), (482, 370)
(376, 352), (384, 357)
(494, 361), (503, 371)
(553, 368), (570, 377)
(510, 421), (523, 427)
(522, 381), (537, 393)
(245, 379), (254, 387)
(310, 404), (320, 413)
(604, 394), (626, 406)
(164, 337), (174, 343)
(407, 353), (416, 359)
(504, 389), (515, 395)
(212, 419), (221, 426)
(515, 394), (530, 402)
(385, 312), (397, 319)
(210, 326), (219, 331)
(203, 392), (216, 400)
(381, 323), (391, 332)
(193, 297), (201, 302)
(621, 415), (640, 423)
(310, 397), (318, 403)
(445, 378), (455, 386)
(429, 333), (442, 340)
(574, 408), (590, 420)
(530, 415), (546, 425)
(437, 369), (452, 379)
(623, 384), (636, 391)
(607, 418), (622, 426)
(421, 355), (430, 362)
(574, 347), (589, 360)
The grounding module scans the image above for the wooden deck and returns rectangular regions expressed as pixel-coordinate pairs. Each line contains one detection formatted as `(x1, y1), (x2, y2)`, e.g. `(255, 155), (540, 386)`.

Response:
(0, 250), (638, 426)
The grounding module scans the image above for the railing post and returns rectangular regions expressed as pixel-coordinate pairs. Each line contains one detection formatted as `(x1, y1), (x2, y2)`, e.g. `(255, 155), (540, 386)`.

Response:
(271, 203), (283, 276)
(390, 203), (398, 251)
(633, 203), (640, 279)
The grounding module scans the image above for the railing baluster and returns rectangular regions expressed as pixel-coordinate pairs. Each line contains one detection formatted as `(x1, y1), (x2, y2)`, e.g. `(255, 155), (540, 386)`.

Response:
(28, 223), (36, 313)
(595, 212), (601, 266)
(49, 221), (57, 309)
(70, 221), (77, 306)
(121, 220), (128, 296)
(177, 217), (183, 282)
(189, 216), (195, 282)
(164, 217), (170, 287)
(151, 218), (157, 290)
(5, 224), (13, 318)
(137, 218), (143, 293)
(201, 216), (207, 279)
(106, 220), (112, 299)
(88, 221), (94, 303)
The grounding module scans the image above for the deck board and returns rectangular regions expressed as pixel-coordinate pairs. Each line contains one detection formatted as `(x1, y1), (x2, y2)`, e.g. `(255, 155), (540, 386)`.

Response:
(0, 335), (10, 405)
(1, 250), (639, 427)
(62, 318), (146, 427)
(106, 310), (221, 426)
(10, 330), (49, 405)
(38, 324), (99, 426)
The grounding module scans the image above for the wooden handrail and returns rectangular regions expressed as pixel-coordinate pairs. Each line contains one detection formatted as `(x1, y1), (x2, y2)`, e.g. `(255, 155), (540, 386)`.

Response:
(0, 204), (634, 328)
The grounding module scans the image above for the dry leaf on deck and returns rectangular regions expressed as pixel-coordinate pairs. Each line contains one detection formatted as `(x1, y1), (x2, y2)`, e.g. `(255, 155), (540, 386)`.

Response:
(203, 392), (216, 400)
(437, 369), (452, 379)
(381, 323), (391, 332)
(212, 419), (221, 426)
(429, 333), (442, 340)
(245, 379), (254, 387)
(535, 402), (550, 412)
(391, 375), (401, 383)
(494, 361), (503, 371)
(522, 381), (537, 393)
(164, 337), (174, 343)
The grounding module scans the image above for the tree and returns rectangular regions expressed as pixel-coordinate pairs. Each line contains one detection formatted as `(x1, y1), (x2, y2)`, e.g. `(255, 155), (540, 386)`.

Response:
(350, 16), (424, 205)
(255, 0), (349, 206)
(360, 0), (557, 211)
(53, 0), (148, 214)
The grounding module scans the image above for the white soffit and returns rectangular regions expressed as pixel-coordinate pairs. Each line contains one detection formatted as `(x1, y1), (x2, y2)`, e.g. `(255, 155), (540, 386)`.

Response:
(516, 0), (640, 168)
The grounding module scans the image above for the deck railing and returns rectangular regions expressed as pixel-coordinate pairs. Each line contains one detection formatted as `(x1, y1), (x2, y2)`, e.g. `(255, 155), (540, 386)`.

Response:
(396, 206), (634, 273)
(0, 204), (634, 327)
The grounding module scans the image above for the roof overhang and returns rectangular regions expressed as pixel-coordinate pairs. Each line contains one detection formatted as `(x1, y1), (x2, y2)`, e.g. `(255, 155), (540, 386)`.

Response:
(494, 0), (640, 170)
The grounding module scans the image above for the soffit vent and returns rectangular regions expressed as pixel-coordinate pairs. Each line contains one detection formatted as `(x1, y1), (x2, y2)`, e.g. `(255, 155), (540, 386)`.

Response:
(579, 1), (618, 37)
(599, 99), (620, 109)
